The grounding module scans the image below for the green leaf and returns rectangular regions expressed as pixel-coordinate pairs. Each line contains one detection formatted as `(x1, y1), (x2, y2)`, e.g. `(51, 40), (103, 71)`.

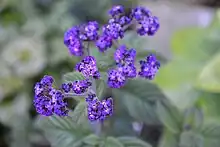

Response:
(196, 53), (220, 93)
(154, 27), (220, 108)
(96, 79), (107, 99)
(196, 93), (220, 120)
(113, 79), (165, 125)
(83, 134), (101, 146)
(70, 101), (88, 127)
(117, 136), (152, 147)
(156, 100), (183, 134)
(179, 131), (204, 147)
(200, 120), (220, 138)
(90, 46), (115, 71)
(118, 31), (147, 50)
(158, 129), (179, 147)
(35, 114), (90, 147)
(83, 134), (100, 145)
(183, 107), (204, 131)
(62, 71), (85, 83)
(105, 136), (124, 147)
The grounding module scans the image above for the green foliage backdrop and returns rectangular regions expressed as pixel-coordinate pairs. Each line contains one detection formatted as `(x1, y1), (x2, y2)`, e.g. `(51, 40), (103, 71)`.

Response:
(1, 0), (220, 147)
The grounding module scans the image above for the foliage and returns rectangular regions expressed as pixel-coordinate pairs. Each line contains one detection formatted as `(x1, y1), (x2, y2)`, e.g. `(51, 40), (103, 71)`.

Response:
(1, 0), (220, 147)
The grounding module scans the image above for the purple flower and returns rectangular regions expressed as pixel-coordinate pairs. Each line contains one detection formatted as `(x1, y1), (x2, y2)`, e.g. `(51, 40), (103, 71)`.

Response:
(64, 21), (100, 56)
(33, 76), (68, 116)
(85, 93), (97, 102)
(109, 5), (124, 17)
(118, 65), (137, 78)
(96, 35), (113, 52)
(131, 6), (151, 21)
(72, 79), (91, 94)
(64, 27), (84, 56)
(137, 16), (160, 36)
(87, 97), (113, 121)
(100, 98), (113, 120)
(138, 54), (160, 80)
(75, 56), (100, 79)
(80, 21), (99, 41)
(87, 99), (102, 121)
(131, 6), (159, 36)
(114, 45), (136, 66)
(119, 16), (132, 26)
(61, 82), (72, 93)
(107, 69), (126, 88)
(103, 22), (124, 40)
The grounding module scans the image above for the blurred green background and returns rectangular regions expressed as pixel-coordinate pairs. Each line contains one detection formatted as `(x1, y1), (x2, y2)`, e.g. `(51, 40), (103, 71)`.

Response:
(1, 0), (220, 147)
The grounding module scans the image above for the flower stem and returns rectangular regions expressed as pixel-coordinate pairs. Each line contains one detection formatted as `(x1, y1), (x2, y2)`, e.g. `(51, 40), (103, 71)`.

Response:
(64, 93), (87, 97)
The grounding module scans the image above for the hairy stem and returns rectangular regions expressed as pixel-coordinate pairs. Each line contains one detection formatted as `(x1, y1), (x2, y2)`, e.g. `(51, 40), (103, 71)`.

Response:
(64, 93), (87, 97)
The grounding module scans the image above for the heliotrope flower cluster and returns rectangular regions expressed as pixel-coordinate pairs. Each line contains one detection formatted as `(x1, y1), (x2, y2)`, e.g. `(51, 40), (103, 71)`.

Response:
(33, 75), (69, 116)
(86, 93), (113, 121)
(64, 21), (99, 56)
(34, 5), (160, 122)
(139, 54), (160, 80)
(75, 56), (100, 79)
(107, 45), (137, 88)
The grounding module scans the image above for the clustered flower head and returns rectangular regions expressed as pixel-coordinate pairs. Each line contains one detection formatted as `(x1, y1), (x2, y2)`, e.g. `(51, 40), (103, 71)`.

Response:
(139, 54), (160, 80)
(33, 75), (69, 116)
(75, 56), (100, 79)
(64, 21), (99, 56)
(86, 93), (113, 121)
(34, 5), (160, 122)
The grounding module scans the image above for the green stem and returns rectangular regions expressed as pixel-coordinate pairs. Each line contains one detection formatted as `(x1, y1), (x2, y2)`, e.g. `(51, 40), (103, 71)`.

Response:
(64, 93), (87, 97)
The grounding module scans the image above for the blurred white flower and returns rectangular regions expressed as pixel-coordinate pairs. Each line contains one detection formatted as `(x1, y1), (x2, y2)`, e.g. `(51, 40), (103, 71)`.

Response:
(1, 37), (47, 78)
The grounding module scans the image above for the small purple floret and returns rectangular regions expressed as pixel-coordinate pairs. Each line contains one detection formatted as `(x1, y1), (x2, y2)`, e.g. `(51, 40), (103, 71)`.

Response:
(138, 54), (160, 80)
(72, 79), (92, 94)
(109, 5), (124, 17)
(87, 97), (113, 121)
(107, 69), (126, 88)
(96, 35), (113, 52)
(76, 56), (100, 79)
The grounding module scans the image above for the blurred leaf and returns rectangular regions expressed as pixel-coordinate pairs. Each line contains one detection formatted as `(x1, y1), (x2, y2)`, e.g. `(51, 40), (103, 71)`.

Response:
(0, 93), (30, 127)
(96, 79), (107, 99)
(0, 76), (23, 101)
(35, 113), (91, 147)
(105, 136), (124, 147)
(62, 71), (85, 83)
(155, 27), (220, 89)
(117, 136), (152, 147)
(196, 53), (220, 93)
(179, 131), (204, 147)
(46, 1), (78, 32)
(119, 31), (147, 50)
(158, 129), (179, 147)
(200, 120), (220, 138)
(113, 79), (165, 125)
(9, 115), (32, 147)
(69, 0), (111, 22)
(183, 107), (204, 131)
(83, 134), (100, 145)
(90, 46), (115, 71)
(200, 120), (220, 147)
(21, 18), (47, 38)
(70, 101), (88, 128)
(196, 93), (220, 120)
(156, 100), (183, 134)
(48, 37), (71, 66)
